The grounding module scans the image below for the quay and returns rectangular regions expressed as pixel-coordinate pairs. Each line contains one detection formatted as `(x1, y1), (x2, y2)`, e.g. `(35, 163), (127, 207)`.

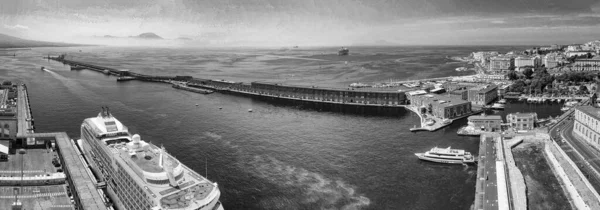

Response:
(172, 82), (214, 94)
(48, 56), (486, 131)
(0, 81), (108, 209)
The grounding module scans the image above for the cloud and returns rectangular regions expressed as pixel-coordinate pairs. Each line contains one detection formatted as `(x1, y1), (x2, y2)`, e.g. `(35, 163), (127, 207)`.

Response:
(3, 24), (29, 30)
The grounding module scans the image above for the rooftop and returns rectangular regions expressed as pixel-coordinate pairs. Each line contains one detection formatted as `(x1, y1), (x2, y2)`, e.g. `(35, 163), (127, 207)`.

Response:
(413, 94), (470, 108)
(468, 115), (503, 121)
(251, 81), (406, 93)
(470, 85), (498, 93)
(507, 112), (538, 118)
(575, 106), (600, 121)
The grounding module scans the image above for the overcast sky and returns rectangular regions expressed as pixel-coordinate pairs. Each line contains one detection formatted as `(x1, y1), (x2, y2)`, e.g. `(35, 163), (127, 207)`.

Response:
(1, 0), (600, 47)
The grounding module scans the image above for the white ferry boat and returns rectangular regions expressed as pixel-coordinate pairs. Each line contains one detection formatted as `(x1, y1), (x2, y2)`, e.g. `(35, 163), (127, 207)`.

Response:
(78, 107), (224, 210)
(415, 147), (475, 164)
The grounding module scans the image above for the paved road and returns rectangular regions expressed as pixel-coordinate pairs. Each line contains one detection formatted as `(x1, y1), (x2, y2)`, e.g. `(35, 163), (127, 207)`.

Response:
(483, 137), (499, 210)
(553, 118), (600, 192)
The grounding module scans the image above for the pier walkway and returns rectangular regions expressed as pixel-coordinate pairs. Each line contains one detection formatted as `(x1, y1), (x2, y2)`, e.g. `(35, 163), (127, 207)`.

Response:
(53, 132), (107, 210)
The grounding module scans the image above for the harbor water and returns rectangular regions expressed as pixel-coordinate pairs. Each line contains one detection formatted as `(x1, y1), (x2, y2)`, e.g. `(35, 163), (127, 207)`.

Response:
(0, 46), (560, 210)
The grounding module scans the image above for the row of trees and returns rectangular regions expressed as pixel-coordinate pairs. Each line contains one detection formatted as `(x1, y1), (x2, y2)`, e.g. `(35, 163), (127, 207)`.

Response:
(506, 69), (598, 94)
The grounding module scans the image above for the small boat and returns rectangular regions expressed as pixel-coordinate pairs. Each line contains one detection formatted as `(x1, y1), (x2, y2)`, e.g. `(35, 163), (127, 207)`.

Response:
(561, 106), (570, 112)
(248, 109), (253, 112)
(425, 119), (435, 126)
(491, 103), (505, 110)
(497, 99), (507, 104)
(103, 70), (110, 74)
(219, 107), (223, 109)
(195, 104), (199, 106)
(116, 76), (135, 82)
(415, 147), (476, 164)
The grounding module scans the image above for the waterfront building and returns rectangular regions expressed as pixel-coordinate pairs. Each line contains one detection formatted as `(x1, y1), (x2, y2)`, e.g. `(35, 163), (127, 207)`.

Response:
(573, 106), (600, 151)
(408, 94), (472, 119)
(572, 58), (600, 71)
(448, 89), (468, 100)
(489, 56), (514, 73)
(79, 108), (224, 210)
(506, 112), (537, 130)
(468, 85), (498, 106)
(514, 56), (540, 70)
(466, 115), (503, 132)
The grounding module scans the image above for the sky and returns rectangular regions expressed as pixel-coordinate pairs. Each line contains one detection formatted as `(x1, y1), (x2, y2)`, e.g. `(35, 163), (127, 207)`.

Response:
(1, 0), (600, 47)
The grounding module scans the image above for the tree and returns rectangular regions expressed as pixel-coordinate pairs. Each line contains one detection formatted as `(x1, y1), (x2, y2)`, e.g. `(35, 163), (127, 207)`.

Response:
(580, 85), (589, 94)
(507, 71), (518, 80)
(523, 68), (534, 79)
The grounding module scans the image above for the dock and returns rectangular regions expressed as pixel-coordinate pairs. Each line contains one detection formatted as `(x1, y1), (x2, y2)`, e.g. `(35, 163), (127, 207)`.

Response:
(2, 81), (108, 210)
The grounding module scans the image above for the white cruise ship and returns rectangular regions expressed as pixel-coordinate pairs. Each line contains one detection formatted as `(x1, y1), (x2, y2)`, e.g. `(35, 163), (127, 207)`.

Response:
(78, 107), (224, 210)
(415, 147), (475, 164)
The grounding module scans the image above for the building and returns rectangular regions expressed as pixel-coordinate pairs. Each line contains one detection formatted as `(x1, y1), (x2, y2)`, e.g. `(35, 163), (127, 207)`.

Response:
(472, 51), (499, 63)
(466, 115), (503, 132)
(506, 112), (537, 130)
(468, 85), (498, 106)
(567, 45), (583, 52)
(497, 84), (510, 98)
(489, 56), (514, 73)
(448, 89), (468, 100)
(572, 58), (600, 71)
(544, 54), (560, 68)
(566, 51), (595, 58)
(475, 74), (508, 82)
(0, 85), (18, 142)
(408, 94), (472, 119)
(573, 106), (600, 151)
(514, 56), (540, 70)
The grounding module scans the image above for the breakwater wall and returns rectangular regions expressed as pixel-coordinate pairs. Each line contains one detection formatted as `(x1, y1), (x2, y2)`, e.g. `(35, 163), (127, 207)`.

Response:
(188, 79), (408, 107)
(48, 57), (428, 119)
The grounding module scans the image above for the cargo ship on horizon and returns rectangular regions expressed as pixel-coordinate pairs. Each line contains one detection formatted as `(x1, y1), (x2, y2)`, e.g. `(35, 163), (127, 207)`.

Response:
(338, 47), (349, 56)
(78, 107), (224, 210)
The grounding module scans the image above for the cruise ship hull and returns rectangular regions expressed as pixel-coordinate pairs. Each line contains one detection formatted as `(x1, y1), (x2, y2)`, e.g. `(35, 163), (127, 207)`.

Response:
(415, 153), (474, 164)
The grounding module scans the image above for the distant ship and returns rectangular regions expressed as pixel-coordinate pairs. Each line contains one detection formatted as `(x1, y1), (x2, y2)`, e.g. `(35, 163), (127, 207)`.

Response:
(338, 47), (349, 56)
(78, 107), (224, 210)
(415, 147), (475, 164)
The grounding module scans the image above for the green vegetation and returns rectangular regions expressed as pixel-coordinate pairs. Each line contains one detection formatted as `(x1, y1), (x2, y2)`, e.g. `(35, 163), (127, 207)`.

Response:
(513, 143), (572, 210)
(507, 69), (598, 95)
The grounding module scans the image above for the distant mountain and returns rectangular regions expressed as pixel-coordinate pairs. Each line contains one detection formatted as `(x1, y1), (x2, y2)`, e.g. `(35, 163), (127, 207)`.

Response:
(0, 33), (81, 48)
(132, 32), (163, 39)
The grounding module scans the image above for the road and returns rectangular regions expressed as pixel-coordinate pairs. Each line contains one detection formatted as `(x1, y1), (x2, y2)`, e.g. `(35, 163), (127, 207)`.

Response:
(552, 116), (600, 192)
(483, 137), (499, 210)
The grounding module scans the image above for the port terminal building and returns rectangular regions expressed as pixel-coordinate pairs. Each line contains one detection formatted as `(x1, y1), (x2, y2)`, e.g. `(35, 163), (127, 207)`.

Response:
(407, 94), (472, 119)
(467, 85), (498, 106)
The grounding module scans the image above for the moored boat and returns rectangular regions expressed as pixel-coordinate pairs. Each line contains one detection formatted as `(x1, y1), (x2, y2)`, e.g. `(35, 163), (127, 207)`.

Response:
(415, 147), (476, 164)
(491, 103), (505, 110)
